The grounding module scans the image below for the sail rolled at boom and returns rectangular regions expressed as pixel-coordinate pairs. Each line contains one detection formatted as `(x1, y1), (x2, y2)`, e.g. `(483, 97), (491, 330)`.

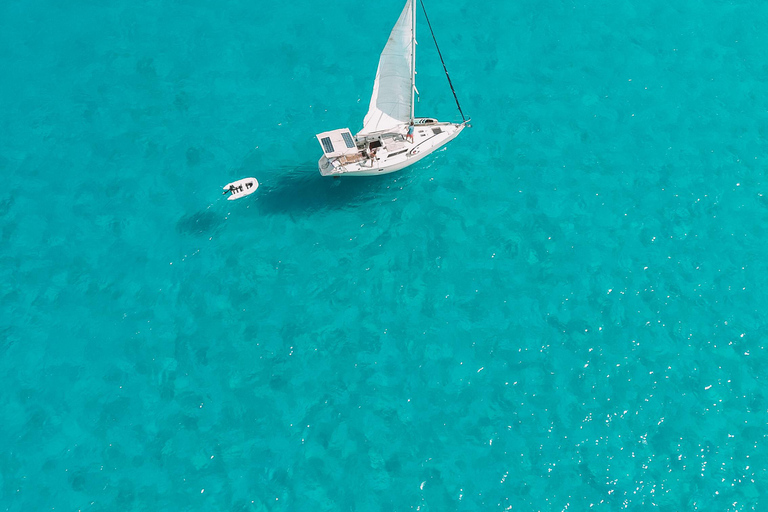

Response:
(358, 0), (414, 136)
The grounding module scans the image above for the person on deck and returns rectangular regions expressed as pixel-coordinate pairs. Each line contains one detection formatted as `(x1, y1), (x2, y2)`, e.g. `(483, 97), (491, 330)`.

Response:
(406, 122), (414, 143)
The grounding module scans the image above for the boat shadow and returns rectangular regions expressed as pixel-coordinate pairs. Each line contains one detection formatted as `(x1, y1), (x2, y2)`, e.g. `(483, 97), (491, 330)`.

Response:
(176, 208), (225, 236)
(254, 164), (403, 216)
(176, 162), (404, 237)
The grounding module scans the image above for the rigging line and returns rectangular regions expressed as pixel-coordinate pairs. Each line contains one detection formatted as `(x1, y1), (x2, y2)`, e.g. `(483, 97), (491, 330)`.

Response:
(419, 0), (466, 122)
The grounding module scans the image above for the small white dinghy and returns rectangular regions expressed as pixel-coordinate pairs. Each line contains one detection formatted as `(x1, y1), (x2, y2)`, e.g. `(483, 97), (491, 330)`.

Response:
(223, 177), (259, 200)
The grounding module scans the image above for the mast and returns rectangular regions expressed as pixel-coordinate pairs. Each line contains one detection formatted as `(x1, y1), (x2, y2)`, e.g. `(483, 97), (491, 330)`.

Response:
(410, 0), (416, 122)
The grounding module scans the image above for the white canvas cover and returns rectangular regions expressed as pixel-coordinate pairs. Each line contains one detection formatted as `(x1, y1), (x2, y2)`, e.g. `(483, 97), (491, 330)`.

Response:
(358, 0), (414, 136)
(316, 128), (359, 158)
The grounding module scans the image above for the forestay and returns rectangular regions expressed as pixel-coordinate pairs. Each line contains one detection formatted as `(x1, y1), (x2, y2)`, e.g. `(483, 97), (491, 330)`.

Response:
(358, 0), (414, 136)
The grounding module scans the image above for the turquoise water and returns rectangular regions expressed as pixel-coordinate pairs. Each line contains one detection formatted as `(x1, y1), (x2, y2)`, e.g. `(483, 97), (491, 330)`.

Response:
(1, 0), (767, 509)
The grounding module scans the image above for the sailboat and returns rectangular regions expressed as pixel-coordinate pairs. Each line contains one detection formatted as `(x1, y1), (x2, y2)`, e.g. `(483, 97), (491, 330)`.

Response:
(315, 0), (469, 177)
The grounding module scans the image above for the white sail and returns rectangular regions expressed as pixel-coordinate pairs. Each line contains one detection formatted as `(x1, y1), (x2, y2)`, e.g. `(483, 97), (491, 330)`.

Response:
(358, 0), (414, 136)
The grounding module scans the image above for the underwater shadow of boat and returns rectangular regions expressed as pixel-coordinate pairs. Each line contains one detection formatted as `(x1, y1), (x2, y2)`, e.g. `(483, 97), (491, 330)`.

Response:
(176, 208), (225, 236)
(255, 164), (404, 216)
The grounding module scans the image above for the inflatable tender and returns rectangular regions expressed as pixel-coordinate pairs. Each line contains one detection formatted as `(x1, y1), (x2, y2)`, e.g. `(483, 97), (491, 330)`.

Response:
(223, 177), (259, 200)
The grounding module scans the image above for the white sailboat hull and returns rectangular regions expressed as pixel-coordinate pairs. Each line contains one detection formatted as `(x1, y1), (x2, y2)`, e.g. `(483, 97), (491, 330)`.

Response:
(315, 0), (468, 177)
(318, 120), (466, 177)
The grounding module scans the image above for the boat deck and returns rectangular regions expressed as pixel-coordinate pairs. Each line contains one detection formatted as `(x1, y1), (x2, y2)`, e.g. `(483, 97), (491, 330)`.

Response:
(319, 120), (466, 177)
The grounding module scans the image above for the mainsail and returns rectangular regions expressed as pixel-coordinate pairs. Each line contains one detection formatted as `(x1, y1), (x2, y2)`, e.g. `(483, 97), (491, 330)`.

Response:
(358, 0), (414, 136)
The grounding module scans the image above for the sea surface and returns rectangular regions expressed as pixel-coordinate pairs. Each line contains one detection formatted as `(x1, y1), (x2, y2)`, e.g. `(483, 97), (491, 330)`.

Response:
(1, 0), (767, 510)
